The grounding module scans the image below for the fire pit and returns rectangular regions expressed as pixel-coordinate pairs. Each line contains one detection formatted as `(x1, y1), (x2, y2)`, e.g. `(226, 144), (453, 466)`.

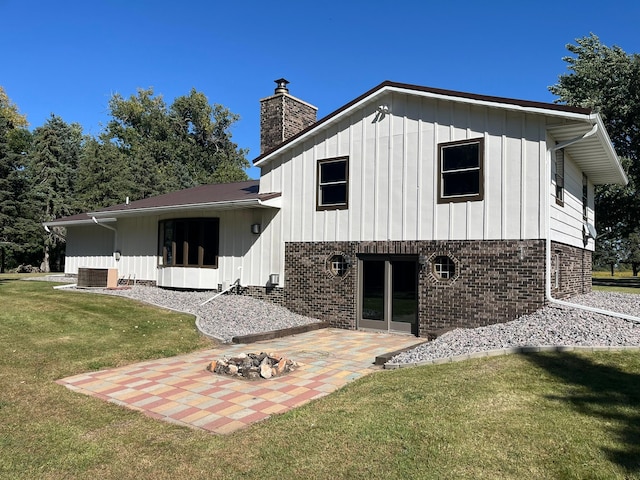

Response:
(206, 352), (298, 380)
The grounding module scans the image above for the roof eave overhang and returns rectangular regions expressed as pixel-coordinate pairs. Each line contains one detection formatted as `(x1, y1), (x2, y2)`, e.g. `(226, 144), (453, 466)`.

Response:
(43, 217), (118, 227)
(548, 114), (628, 186)
(90, 198), (279, 219)
(253, 81), (595, 167)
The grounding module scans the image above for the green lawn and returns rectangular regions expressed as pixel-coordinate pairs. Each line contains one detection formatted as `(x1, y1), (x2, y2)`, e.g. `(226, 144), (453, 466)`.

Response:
(592, 270), (640, 294)
(2, 274), (640, 479)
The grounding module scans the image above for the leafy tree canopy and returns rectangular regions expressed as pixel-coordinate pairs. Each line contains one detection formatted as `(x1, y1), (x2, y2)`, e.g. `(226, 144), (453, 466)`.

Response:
(102, 87), (248, 201)
(550, 34), (640, 272)
(0, 86), (28, 129)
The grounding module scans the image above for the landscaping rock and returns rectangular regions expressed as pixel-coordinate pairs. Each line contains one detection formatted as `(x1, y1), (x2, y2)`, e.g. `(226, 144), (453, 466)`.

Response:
(207, 351), (298, 380)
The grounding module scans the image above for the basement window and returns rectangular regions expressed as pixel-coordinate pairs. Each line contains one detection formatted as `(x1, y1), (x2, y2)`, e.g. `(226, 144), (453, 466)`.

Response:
(328, 254), (350, 277)
(317, 157), (348, 210)
(438, 139), (484, 203)
(432, 255), (456, 280)
(159, 218), (219, 268)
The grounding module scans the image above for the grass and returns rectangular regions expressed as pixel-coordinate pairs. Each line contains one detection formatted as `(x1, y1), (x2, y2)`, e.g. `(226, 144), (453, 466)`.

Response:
(2, 274), (640, 479)
(593, 270), (638, 278)
(592, 270), (640, 294)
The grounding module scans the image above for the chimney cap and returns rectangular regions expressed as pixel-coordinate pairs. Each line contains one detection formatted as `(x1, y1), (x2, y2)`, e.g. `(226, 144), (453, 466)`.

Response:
(274, 78), (290, 95)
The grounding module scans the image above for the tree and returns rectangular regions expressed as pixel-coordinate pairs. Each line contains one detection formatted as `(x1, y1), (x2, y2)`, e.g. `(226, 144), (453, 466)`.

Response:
(27, 115), (83, 272)
(101, 87), (248, 201)
(76, 138), (134, 210)
(550, 34), (640, 273)
(621, 230), (640, 276)
(0, 87), (30, 272)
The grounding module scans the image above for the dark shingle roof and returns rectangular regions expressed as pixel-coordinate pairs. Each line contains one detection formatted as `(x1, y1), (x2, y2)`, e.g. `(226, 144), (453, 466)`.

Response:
(45, 180), (275, 225)
(96, 180), (261, 213)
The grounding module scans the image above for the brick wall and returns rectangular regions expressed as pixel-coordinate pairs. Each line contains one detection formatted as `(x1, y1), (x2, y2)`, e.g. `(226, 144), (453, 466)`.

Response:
(550, 241), (592, 298)
(241, 285), (286, 306)
(283, 239), (590, 336)
(284, 242), (357, 329)
(260, 94), (316, 154)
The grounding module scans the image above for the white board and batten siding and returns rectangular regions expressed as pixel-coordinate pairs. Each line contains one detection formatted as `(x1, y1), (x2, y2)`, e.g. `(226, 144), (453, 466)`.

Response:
(259, 92), (563, 248)
(64, 208), (280, 289)
(549, 145), (595, 250)
(64, 224), (118, 273)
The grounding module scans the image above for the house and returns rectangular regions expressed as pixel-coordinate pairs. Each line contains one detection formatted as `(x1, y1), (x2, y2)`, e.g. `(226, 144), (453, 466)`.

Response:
(46, 79), (628, 337)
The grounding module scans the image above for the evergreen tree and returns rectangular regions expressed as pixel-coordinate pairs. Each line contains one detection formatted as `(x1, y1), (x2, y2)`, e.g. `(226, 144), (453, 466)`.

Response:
(27, 115), (83, 272)
(0, 87), (30, 271)
(76, 138), (135, 210)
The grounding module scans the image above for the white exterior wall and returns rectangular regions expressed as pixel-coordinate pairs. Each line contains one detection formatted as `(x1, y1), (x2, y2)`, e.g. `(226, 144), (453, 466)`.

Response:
(64, 207), (280, 289)
(259, 92), (552, 248)
(550, 147), (595, 250)
(64, 225), (118, 273)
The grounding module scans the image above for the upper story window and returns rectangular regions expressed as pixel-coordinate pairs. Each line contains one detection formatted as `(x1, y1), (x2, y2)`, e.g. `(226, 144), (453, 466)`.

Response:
(317, 157), (348, 210)
(555, 148), (565, 206)
(438, 138), (484, 203)
(158, 218), (219, 268)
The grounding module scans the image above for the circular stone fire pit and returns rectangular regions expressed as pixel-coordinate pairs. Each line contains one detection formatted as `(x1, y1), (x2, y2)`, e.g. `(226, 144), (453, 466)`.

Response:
(206, 352), (298, 380)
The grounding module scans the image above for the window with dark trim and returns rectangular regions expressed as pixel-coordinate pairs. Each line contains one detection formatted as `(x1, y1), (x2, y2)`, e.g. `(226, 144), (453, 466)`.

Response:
(317, 157), (348, 210)
(555, 148), (565, 206)
(438, 138), (484, 203)
(158, 218), (219, 268)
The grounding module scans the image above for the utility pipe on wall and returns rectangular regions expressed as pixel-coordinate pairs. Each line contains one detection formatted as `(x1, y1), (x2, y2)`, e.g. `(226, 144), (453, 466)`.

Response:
(546, 122), (640, 323)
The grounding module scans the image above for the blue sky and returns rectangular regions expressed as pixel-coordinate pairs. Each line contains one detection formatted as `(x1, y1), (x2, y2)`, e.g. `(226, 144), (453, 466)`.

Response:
(2, 0), (639, 179)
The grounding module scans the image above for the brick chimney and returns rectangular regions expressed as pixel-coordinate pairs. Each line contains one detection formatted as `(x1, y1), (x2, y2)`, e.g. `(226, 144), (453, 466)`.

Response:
(260, 78), (317, 154)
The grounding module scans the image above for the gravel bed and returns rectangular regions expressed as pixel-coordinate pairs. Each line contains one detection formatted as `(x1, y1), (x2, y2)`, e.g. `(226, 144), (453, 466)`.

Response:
(24, 277), (640, 359)
(73, 285), (322, 343)
(391, 292), (640, 364)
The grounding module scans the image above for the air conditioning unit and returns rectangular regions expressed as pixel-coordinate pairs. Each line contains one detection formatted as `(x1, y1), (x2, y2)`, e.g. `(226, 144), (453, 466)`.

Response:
(77, 268), (119, 288)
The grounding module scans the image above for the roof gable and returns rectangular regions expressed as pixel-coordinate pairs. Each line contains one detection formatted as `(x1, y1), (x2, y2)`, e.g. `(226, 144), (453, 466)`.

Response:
(253, 80), (593, 167)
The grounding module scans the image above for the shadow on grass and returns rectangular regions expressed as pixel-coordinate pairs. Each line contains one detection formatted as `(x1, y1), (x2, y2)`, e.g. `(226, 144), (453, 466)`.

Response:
(525, 352), (640, 473)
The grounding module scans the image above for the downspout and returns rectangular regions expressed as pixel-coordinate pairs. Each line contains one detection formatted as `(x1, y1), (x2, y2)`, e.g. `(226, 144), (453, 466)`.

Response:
(546, 123), (640, 323)
(92, 216), (118, 259)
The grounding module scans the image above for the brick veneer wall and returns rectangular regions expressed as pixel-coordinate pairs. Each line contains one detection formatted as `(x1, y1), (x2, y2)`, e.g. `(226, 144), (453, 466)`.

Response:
(550, 241), (592, 298)
(241, 285), (285, 306)
(284, 242), (357, 329)
(283, 239), (591, 336)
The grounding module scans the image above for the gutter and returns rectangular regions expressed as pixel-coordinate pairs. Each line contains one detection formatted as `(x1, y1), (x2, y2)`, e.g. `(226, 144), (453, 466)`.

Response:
(90, 198), (269, 219)
(546, 126), (640, 323)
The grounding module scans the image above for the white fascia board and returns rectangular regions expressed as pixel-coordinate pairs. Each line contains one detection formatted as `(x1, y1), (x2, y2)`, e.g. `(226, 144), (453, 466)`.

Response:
(391, 85), (594, 121)
(90, 198), (266, 218)
(593, 114), (628, 185)
(43, 217), (117, 227)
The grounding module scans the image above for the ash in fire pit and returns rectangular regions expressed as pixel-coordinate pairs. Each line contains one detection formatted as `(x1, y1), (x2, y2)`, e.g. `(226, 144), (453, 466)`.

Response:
(206, 352), (298, 380)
